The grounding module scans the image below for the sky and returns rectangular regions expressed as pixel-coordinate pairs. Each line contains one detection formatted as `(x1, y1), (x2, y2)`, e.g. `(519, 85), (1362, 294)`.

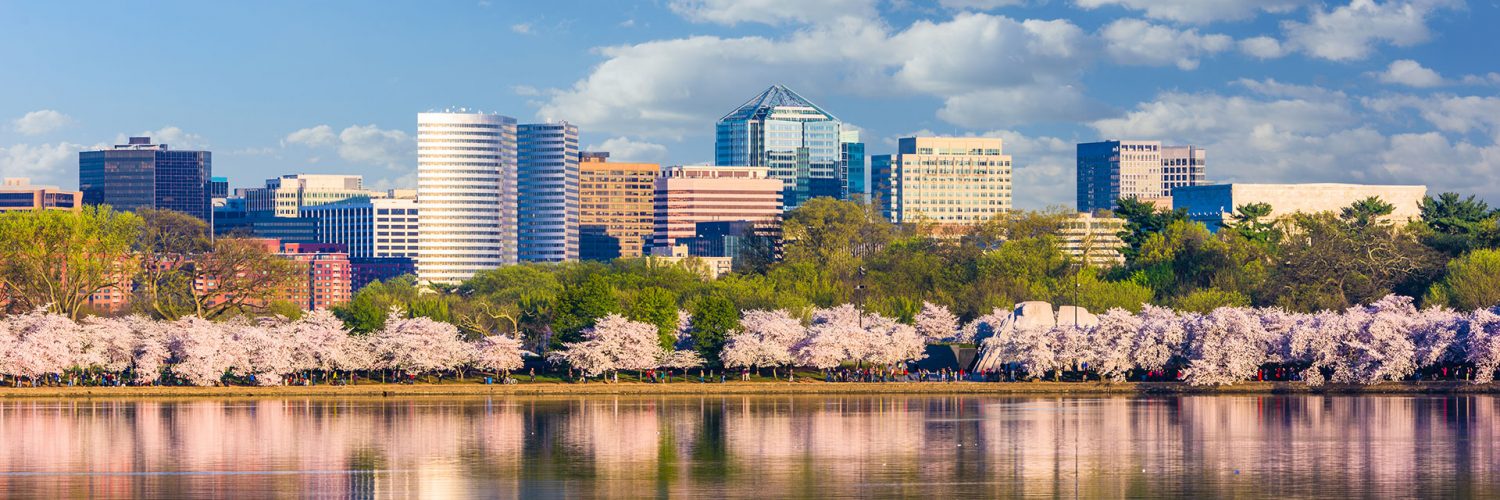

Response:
(1, 0), (1498, 208)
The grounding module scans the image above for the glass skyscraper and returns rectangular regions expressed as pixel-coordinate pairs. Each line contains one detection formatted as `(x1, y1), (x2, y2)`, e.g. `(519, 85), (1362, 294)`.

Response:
(79, 136), (212, 221)
(517, 122), (580, 262)
(715, 85), (842, 210)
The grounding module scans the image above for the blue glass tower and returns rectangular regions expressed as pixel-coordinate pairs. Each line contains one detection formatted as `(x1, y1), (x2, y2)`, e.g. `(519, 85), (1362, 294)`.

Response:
(79, 137), (212, 222)
(715, 85), (842, 210)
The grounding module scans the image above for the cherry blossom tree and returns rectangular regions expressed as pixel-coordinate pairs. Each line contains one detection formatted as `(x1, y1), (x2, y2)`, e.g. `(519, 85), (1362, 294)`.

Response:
(472, 335), (525, 374)
(721, 309), (804, 374)
(126, 315), (170, 385)
(77, 316), (135, 374)
(1132, 305), (1187, 374)
(283, 310), (356, 375)
(794, 305), (866, 370)
(4, 308), (81, 384)
(168, 317), (236, 386)
(913, 302), (959, 343)
(1180, 307), (1271, 386)
(1413, 306), (1467, 369)
(1090, 309), (1140, 382)
(227, 319), (296, 386)
(371, 308), (473, 378)
(550, 314), (663, 378)
(1467, 308), (1500, 383)
(863, 314), (926, 368)
(659, 349), (705, 370)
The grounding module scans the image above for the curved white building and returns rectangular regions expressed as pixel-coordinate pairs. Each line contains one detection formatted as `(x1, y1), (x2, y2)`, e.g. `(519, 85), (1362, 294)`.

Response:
(417, 111), (517, 284)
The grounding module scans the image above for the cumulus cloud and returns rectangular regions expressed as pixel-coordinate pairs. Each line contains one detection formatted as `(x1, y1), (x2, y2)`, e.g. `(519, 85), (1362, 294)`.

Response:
(669, 0), (877, 25)
(1373, 59), (1445, 87)
(935, 85), (1104, 129)
(1459, 73), (1500, 86)
(1281, 0), (1460, 61)
(938, 0), (1028, 9)
(1238, 36), (1288, 59)
(12, 110), (73, 136)
(587, 137), (671, 164)
(0, 142), (89, 185)
(1099, 19), (1233, 70)
(1074, 0), (1310, 24)
(114, 126), (207, 149)
(283, 124), (336, 147)
(336, 125), (412, 170)
(539, 13), (1096, 137)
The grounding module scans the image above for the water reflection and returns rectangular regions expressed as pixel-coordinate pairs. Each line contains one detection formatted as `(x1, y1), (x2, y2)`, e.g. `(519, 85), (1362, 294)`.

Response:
(0, 395), (1495, 498)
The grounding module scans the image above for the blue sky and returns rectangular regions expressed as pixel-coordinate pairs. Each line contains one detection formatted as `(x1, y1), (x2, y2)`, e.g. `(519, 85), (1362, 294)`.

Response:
(2, 0), (1498, 208)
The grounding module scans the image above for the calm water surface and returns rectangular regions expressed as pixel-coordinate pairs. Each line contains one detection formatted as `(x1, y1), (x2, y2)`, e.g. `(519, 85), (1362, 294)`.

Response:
(0, 394), (1495, 498)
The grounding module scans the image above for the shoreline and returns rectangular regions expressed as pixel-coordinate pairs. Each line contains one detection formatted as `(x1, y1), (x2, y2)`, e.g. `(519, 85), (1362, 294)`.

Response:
(1, 381), (1498, 399)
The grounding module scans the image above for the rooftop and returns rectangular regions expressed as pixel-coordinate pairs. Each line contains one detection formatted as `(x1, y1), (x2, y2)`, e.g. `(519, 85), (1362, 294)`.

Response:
(718, 84), (837, 122)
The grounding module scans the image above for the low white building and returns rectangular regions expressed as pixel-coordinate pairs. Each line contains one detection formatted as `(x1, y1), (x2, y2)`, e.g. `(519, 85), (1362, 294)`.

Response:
(1173, 183), (1427, 230)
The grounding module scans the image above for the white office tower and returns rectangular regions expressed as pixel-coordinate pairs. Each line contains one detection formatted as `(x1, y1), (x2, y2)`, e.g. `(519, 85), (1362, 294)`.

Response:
(417, 111), (517, 284)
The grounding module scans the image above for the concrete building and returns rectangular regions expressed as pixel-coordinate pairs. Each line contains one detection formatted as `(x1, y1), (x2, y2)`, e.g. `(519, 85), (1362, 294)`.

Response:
(280, 242), (352, 311)
(1077, 140), (1208, 212)
(517, 122), (580, 262)
(79, 136), (212, 221)
(578, 151), (659, 260)
(647, 244), (735, 280)
(0, 178), (81, 211)
(715, 85), (842, 209)
(244, 174), (375, 217)
(1173, 183), (1428, 230)
(417, 111), (518, 284)
(874, 137), (1012, 227)
(1059, 212), (1127, 267)
(651, 166), (782, 251)
(299, 193), (418, 259)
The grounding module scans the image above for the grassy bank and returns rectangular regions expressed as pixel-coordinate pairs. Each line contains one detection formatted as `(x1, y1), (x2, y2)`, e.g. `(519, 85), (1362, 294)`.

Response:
(1, 380), (1498, 399)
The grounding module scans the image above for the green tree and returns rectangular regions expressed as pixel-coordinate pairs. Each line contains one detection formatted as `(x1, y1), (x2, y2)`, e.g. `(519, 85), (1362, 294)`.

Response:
(688, 294), (739, 367)
(1272, 210), (1441, 311)
(132, 208), (211, 320)
(628, 286), (680, 349)
(1416, 192), (1497, 255)
(1064, 267), (1154, 313)
(1224, 202), (1279, 245)
(1115, 197), (1189, 262)
(1172, 288), (1251, 314)
(550, 275), (617, 348)
(1341, 196), (1396, 228)
(186, 238), (307, 320)
(1425, 249), (1500, 310)
(0, 206), (142, 319)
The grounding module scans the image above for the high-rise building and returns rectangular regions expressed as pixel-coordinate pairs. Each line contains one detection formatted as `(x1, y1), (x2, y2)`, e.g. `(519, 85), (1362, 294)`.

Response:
(651, 166), (782, 251)
(299, 192), (419, 259)
(874, 137), (1012, 227)
(79, 136), (211, 221)
(208, 176), (229, 199)
(715, 85), (842, 209)
(517, 122), (579, 262)
(244, 174), (375, 217)
(578, 151), (659, 260)
(417, 111), (517, 284)
(280, 242), (353, 311)
(839, 130), (867, 201)
(0, 178), (80, 212)
(1077, 140), (1208, 212)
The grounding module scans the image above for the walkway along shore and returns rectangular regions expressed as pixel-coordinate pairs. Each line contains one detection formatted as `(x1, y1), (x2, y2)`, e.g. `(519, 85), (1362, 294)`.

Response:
(2, 381), (1499, 399)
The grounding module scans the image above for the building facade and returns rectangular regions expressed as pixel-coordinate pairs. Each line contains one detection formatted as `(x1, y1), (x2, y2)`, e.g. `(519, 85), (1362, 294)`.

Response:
(0, 178), (80, 211)
(299, 193), (418, 260)
(651, 166), (782, 251)
(578, 151), (659, 260)
(244, 174), (374, 217)
(840, 130), (867, 201)
(715, 85), (842, 209)
(1059, 212), (1127, 267)
(1172, 183), (1428, 230)
(1077, 140), (1208, 212)
(875, 137), (1012, 227)
(417, 111), (517, 284)
(79, 136), (211, 221)
(517, 122), (579, 262)
(280, 242), (352, 311)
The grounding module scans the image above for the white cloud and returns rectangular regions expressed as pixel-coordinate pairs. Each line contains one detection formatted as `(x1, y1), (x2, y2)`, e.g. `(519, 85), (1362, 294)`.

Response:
(1374, 59), (1445, 87)
(1074, 0), (1310, 24)
(1281, 0), (1460, 61)
(510, 23), (532, 34)
(669, 0), (877, 25)
(1238, 36), (1288, 59)
(283, 124), (337, 147)
(1364, 94), (1500, 137)
(115, 126), (207, 150)
(336, 125), (412, 170)
(1460, 73), (1500, 86)
(587, 137), (671, 164)
(938, 0), (1027, 10)
(0, 142), (89, 185)
(539, 13), (1097, 137)
(1099, 19), (1233, 70)
(12, 110), (73, 136)
(935, 85), (1103, 128)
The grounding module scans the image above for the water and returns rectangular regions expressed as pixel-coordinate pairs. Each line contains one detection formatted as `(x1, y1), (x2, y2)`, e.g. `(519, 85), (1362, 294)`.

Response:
(0, 395), (1495, 498)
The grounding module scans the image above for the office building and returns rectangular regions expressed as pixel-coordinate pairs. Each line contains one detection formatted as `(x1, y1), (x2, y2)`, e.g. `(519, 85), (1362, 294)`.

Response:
(840, 130), (867, 201)
(417, 111), (517, 284)
(79, 136), (212, 221)
(647, 244), (735, 280)
(243, 174), (375, 217)
(1173, 183), (1428, 230)
(213, 213), (320, 243)
(651, 166), (782, 251)
(208, 176), (229, 199)
(578, 151), (659, 259)
(517, 122), (579, 262)
(715, 85), (842, 209)
(350, 257), (416, 291)
(299, 193), (418, 259)
(280, 242), (352, 311)
(874, 137), (1012, 227)
(1059, 212), (1127, 267)
(0, 178), (80, 211)
(1077, 140), (1208, 212)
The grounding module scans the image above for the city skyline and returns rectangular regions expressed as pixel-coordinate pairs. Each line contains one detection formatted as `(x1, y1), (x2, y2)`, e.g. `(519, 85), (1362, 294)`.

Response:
(2, 1), (1498, 208)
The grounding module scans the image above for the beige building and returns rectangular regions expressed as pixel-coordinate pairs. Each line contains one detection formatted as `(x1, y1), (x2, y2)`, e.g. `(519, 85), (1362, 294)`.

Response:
(873, 137), (1012, 227)
(651, 165), (782, 251)
(245, 174), (379, 217)
(647, 244), (735, 279)
(0, 178), (81, 211)
(1173, 183), (1428, 229)
(1059, 212), (1127, 267)
(579, 152), (659, 258)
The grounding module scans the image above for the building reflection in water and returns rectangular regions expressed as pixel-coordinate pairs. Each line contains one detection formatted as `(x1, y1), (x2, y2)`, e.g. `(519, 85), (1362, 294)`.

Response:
(0, 395), (1494, 497)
